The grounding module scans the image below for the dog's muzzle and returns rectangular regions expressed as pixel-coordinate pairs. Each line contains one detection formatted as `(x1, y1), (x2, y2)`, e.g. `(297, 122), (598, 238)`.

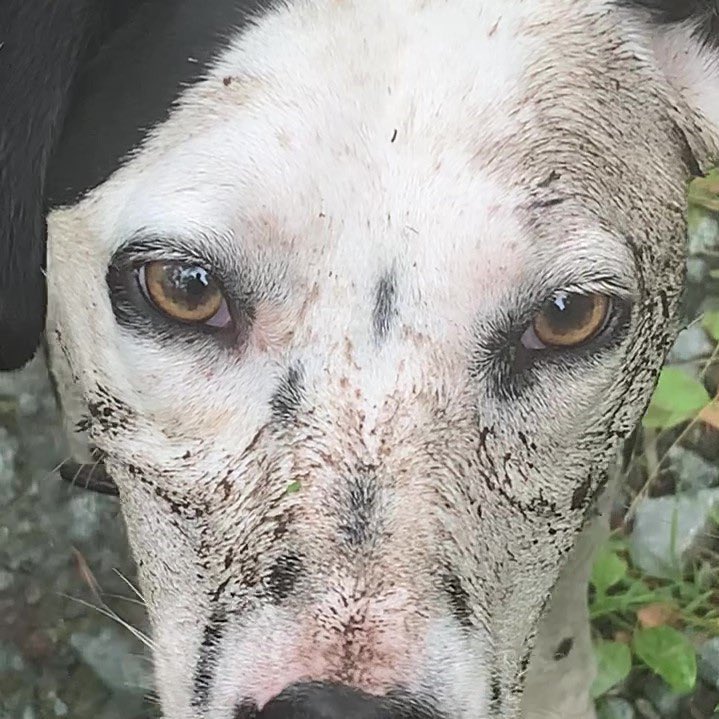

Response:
(234, 682), (443, 719)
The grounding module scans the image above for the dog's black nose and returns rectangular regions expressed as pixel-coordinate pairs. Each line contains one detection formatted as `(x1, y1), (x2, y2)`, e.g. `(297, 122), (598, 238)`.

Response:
(235, 681), (438, 719)
(255, 682), (384, 719)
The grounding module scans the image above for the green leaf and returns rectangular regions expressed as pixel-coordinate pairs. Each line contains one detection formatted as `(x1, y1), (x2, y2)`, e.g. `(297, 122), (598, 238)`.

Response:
(703, 311), (719, 342)
(286, 480), (301, 494)
(632, 626), (697, 694)
(689, 169), (719, 211)
(642, 367), (710, 429)
(591, 640), (632, 698)
(591, 548), (628, 595)
(589, 577), (661, 619)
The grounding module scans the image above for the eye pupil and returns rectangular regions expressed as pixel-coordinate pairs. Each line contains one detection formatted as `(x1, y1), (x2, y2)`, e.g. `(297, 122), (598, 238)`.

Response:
(165, 265), (213, 309)
(546, 293), (593, 333)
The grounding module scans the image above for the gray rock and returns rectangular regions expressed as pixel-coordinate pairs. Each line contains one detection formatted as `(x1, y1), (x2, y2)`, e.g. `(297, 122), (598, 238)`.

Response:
(0, 426), (18, 483)
(688, 212), (719, 255)
(697, 637), (719, 690)
(70, 628), (154, 696)
(643, 676), (680, 718)
(0, 358), (152, 718)
(666, 324), (713, 364)
(0, 640), (25, 673)
(668, 446), (719, 492)
(53, 697), (69, 717)
(0, 570), (14, 592)
(686, 256), (709, 284)
(597, 697), (636, 719)
(66, 493), (104, 543)
(634, 698), (661, 719)
(629, 489), (719, 580)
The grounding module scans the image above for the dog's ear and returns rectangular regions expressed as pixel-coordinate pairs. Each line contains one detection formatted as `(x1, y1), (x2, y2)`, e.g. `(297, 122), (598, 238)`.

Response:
(0, 3), (93, 369)
(626, 1), (719, 170)
(0, 1), (136, 370)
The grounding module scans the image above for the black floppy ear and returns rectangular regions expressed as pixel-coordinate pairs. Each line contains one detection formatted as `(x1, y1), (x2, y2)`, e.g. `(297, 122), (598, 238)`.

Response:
(0, 1), (133, 370)
(0, 2), (93, 369)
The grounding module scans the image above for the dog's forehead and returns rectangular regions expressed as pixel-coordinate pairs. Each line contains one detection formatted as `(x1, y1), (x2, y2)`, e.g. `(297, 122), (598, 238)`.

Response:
(68, 0), (656, 304)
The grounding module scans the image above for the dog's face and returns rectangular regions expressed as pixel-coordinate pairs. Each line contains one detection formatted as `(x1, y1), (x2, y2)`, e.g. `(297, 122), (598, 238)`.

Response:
(32, 1), (719, 717)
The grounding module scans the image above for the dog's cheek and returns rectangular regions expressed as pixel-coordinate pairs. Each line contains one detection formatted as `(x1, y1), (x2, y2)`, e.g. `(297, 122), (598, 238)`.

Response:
(117, 470), (212, 700)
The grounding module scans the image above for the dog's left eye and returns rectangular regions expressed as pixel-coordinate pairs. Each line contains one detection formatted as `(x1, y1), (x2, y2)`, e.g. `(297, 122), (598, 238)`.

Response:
(137, 261), (231, 327)
(521, 292), (611, 350)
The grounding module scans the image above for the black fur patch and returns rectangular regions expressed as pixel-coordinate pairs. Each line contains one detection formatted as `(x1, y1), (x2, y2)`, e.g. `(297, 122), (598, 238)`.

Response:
(265, 553), (304, 603)
(440, 572), (473, 628)
(1, 0), (278, 370)
(553, 636), (574, 661)
(85, 384), (137, 436)
(570, 475), (593, 511)
(192, 608), (228, 709)
(372, 271), (398, 343)
(270, 363), (305, 423)
(489, 674), (502, 712)
(338, 472), (379, 548)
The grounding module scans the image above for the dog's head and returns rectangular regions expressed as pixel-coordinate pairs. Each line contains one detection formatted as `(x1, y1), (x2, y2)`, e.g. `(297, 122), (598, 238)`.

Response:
(2, 1), (718, 717)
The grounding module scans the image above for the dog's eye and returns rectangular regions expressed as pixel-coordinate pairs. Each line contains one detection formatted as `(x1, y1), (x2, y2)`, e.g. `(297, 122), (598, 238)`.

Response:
(138, 261), (231, 327)
(521, 292), (611, 350)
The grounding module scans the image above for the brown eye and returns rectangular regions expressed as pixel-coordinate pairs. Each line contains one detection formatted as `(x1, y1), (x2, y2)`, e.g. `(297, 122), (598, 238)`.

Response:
(525, 292), (611, 349)
(140, 261), (229, 326)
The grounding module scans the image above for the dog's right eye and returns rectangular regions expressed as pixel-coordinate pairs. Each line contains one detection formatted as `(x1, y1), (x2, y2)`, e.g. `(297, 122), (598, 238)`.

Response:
(136, 261), (232, 328)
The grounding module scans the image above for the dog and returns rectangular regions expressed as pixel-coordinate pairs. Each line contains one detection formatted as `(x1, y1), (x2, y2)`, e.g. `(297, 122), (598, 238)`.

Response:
(1, 1), (718, 717)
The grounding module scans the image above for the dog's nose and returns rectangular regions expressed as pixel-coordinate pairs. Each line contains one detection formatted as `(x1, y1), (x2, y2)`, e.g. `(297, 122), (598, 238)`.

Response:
(254, 682), (384, 718)
(236, 681), (431, 719)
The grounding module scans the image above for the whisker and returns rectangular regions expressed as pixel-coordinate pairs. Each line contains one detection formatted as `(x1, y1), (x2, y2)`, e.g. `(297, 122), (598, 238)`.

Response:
(60, 593), (156, 651)
(114, 568), (147, 603)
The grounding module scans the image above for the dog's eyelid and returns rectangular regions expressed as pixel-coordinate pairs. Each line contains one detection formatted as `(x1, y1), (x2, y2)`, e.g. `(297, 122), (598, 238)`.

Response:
(549, 279), (635, 302)
(110, 239), (216, 271)
(513, 275), (635, 326)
